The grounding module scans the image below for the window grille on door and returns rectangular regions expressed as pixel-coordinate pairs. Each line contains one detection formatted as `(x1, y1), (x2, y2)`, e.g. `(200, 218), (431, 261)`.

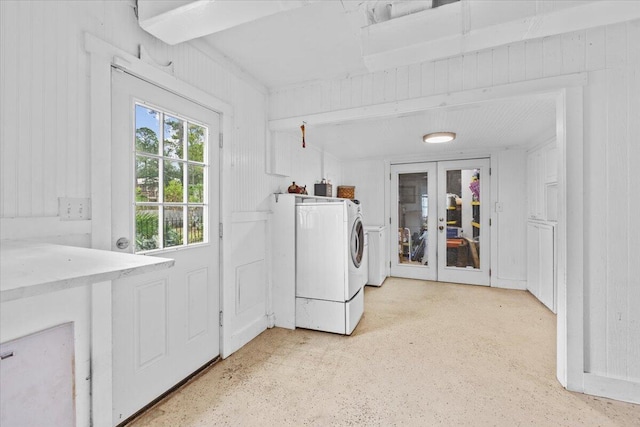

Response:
(134, 103), (208, 252)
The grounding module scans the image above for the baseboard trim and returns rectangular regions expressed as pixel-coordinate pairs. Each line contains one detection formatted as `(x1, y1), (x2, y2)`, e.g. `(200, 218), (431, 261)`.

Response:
(582, 373), (640, 404)
(225, 316), (268, 358)
(492, 278), (527, 290)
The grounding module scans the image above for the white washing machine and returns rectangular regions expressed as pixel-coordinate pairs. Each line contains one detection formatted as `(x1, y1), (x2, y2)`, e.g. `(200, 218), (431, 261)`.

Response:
(295, 199), (365, 335)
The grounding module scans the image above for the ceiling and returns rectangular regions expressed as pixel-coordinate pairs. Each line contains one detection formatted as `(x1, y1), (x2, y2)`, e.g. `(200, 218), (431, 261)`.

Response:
(299, 94), (557, 161)
(200, 1), (369, 88)
(193, 1), (560, 161)
(138, 1), (567, 160)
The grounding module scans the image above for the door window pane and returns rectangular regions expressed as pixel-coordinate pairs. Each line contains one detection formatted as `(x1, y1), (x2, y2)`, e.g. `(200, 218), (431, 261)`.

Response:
(135, 106), (160, 155)
(135, 206), (159, 251)
(188, 165), (204, 203)
(164, 206), (184, 248)
(398, 172), (429, 266)
(445, 168), (480, 269)
(136, 156), (158, 202)
(188, 124), (205, 162)
(163, 161), (184, 203)
(188, 207), (204, 244)
(163, 115), (184, 159)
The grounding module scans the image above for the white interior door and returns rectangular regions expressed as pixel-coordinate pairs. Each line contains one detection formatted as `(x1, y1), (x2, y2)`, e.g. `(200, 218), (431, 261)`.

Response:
(436, 159), (490, 285)
(110, 69), (220, 424)
(391, 159), (490, 286)
(390, 163), (437, 280)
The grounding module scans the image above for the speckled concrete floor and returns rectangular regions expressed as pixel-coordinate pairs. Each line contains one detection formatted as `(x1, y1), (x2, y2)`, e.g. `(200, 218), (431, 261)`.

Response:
(128, 278), (640, 426)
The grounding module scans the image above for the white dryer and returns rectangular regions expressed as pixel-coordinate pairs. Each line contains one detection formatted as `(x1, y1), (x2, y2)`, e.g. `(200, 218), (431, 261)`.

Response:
(295, 200), (364, 335)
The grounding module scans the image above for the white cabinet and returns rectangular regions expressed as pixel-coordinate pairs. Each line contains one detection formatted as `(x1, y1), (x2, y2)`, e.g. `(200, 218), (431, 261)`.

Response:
(527, 221), (556, 313)
(0, 323), (75, 427)
(365, 225), (387, 287)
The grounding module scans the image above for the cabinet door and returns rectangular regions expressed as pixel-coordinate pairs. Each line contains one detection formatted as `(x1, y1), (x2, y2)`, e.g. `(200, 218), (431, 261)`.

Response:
(538, 224), (555, 311)
(0, 324), (75, 427)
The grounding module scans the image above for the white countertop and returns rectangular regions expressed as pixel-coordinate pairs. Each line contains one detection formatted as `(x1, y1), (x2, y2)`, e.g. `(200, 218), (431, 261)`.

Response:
(1, 240), (174, 302)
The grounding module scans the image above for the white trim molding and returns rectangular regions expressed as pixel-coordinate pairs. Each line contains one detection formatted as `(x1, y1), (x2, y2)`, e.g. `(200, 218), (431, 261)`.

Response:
(583, 374), (640, 405)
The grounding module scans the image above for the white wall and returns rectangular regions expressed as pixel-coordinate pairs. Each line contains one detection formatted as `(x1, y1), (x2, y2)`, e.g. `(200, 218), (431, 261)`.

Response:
(270, 19), (640, 401)
(0, 0), (329, 366)
(265, 130), (342, 198)
(0, 0), (306, 224)
(341, 159), (387, 226)
(494, 149), (528, 289)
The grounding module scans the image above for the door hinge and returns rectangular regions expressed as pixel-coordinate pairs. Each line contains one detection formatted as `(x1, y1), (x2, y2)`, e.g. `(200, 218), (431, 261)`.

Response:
(489, 218), (492, 226)
(219, 133), (223, 149)
(489, 167), (492, 176)
(389, 173), (391, 180)
(219, 311), (223, 327)
(219, 222), (223, 238)
(389, 217), (391, 224)
(489, 269), (492, 277)
(389, 261), (392, 268)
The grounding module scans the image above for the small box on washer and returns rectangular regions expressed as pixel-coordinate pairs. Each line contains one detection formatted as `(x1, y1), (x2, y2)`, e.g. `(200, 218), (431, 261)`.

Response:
(314, 183), (332, 197)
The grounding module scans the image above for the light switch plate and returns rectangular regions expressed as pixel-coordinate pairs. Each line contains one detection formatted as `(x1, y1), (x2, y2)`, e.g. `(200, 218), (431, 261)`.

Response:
(59, 197), (91, 221)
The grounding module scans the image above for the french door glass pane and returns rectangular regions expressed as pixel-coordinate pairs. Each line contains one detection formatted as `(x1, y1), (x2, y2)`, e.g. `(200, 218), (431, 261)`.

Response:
(445, 168), (480, 269)
(398, 172), (429, 266)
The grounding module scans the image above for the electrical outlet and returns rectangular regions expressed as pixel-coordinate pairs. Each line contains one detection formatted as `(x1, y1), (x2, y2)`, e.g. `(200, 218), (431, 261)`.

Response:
(59, 197), (91, 221)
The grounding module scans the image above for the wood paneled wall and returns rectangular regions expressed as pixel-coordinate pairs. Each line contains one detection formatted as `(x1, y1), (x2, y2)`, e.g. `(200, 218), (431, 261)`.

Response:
(270, 22), (638, 119)
(270, 20), (640, 386)
(0, 0), (289, 221)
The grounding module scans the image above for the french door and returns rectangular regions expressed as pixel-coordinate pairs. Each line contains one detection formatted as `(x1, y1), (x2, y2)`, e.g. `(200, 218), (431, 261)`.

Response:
(390, 159), (491, 286)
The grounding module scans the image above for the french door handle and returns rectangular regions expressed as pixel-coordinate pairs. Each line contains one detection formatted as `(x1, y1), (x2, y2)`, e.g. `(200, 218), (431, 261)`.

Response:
(438, 225), (444, 231)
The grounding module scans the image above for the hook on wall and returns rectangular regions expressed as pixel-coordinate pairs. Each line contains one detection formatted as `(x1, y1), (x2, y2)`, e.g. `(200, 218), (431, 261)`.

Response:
(301, 121), (307, 148)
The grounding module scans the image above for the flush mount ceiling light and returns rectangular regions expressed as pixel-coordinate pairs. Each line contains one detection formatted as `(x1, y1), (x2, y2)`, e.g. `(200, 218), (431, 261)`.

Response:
(423, 132), (456, 144)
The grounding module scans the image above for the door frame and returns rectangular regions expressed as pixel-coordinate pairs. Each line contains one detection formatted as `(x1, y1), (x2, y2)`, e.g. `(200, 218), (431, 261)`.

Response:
(371, 77), (585, 395)
(85, 34), (234, 426)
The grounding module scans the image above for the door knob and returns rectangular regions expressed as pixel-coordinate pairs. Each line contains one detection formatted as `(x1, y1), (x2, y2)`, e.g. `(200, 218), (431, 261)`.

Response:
(438, 225), (444, 231)
(116, 237), (130, 250)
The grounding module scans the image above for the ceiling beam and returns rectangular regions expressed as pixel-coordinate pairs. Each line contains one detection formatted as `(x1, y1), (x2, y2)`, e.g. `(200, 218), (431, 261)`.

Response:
(138, 0), (315, 45)
(268, 73), (587, 131)
(361, 0), (640, 72)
